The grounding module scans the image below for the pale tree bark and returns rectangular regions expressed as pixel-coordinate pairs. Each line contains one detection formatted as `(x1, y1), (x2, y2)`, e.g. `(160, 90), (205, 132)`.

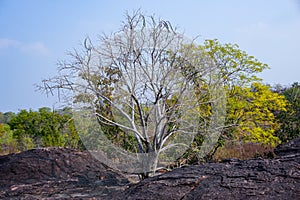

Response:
(38, 10), (225, 178)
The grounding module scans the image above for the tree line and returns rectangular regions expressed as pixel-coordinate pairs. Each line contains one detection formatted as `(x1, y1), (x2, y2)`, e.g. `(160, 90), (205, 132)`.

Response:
(0, 107), (84, 155)
(0, 83), (299, 156)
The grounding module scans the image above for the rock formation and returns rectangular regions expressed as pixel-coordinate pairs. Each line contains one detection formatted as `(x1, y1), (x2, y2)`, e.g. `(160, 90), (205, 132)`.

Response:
(0, 147), (129, 199)
(116, 138), (300, 199)
(0, 138), (299, 199)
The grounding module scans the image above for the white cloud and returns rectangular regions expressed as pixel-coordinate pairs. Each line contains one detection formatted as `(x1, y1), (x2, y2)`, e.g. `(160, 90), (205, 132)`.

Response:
(0, 38), (50, 56)
(20, 42), (50, 56)
(0, 38), (21, 49)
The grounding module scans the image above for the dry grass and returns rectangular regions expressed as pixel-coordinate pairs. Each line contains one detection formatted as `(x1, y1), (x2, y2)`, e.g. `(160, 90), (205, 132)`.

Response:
(213, 142), (275, 162)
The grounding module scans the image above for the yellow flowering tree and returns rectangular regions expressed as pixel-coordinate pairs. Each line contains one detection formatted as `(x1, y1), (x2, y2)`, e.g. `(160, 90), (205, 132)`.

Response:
(226, 83), (287, 147)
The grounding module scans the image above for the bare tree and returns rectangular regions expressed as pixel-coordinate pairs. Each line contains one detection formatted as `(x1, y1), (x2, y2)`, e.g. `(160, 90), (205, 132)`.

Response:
(39, 11), (225, 178)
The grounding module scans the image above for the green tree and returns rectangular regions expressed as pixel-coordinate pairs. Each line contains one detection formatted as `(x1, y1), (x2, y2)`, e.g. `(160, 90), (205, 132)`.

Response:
(8, 107), (81, 149)
(0, 123), (18, 154)
(179, 40), (285, 163)
(0, 112), (16, 124)
(202, 39), (269, 86)
(7, 109), (37, 151)
(273, 82), (300, 142)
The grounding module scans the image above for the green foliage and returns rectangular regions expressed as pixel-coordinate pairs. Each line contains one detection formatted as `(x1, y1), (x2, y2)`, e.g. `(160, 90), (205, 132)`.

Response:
(176, 40), (284, 164)
(5, 107), (83, 151)
(203, 39), (269, 86)
(0, 124), (18, 154)
(16, 134), (35, 152)
(273, 82), (300, 142)
(0, 112), (16, 124)
(179, 82), (285, 164)
(101, 124), (139, 152)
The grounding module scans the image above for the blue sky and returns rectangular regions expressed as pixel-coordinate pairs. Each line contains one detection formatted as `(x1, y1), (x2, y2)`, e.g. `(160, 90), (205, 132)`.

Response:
(0, 0), (300, 112)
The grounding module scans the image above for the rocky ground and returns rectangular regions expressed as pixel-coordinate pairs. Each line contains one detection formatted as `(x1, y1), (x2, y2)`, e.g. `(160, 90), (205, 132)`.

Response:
(0, 147), (130, 199)
(0, 138), (299, 199)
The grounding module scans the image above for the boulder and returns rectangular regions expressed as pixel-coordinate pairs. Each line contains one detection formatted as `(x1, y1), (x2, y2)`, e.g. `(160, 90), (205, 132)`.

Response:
(274, 137), (300, 157)
(116, 138), (300, 200)
(0, 147), (129, 199)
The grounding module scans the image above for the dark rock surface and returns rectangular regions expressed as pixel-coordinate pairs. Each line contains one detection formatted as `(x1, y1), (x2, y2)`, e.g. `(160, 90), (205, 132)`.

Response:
(0, 147), (130, 199)
(115, 138), (300, 200)
(274, 137), (300, 157)
(0, 138), (299, 199)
